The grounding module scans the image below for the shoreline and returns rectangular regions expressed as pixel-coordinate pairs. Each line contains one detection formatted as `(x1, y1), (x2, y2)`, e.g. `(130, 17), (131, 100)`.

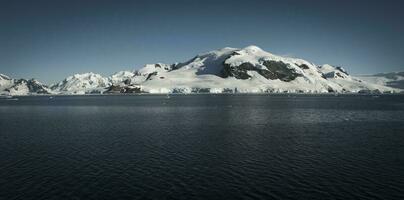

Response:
(4, 92), (404, 98)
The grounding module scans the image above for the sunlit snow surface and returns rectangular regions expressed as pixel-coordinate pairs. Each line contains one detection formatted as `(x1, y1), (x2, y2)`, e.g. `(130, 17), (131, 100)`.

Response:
(1, 46), (401, 95)
(356, 72), (404, 89)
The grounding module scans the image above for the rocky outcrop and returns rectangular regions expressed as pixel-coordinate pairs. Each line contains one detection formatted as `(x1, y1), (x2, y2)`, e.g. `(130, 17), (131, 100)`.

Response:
(222, 59), (301, 82)
(2, 78), (51, 95)
(222, 62), (256, 79)
(261, 60), (301, 81)
(105, 85), (142, 94)
(1, 45), (400, 95)
(22, 79), (51, 94)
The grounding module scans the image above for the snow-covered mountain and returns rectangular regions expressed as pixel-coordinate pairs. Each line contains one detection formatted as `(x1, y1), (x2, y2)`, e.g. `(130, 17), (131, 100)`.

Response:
(50, 72), (110, 94)
(355, 72), (404, 89)
(0, 74), (52, 95)
(132, 46), (397, 93)
(0, 74), (13, 92)
(109, 71), (136, 85)
(1, 45), (401, 95)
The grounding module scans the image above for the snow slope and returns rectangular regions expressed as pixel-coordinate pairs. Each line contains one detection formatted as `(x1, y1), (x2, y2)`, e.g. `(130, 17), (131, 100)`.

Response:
(51, 72), (111, 94)
(356, 72), (404, 89)
(109, 71), (136, 85)
(0, 74), (13, 93)
(0, 74), (52, 95)
(2, 45), (401, 95)
(138, 46), (397, 93)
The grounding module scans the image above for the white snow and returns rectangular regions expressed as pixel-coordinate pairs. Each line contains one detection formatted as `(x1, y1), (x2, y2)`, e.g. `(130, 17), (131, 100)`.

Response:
(1, 45), (401, 95)
(109, 71), (136, 85)
(7, 83), (29, 96)
(51, 72), (110, 94)
(0, 77), (52, 96)
(0, 74), (13, 94)
(135, 46), (399, 94)
(355, 72), (404, 89)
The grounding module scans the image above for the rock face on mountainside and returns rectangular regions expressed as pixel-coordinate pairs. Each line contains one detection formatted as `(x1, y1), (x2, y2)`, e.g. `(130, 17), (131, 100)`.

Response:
(221, 47), (302, 81)
(1, 46), (401, 95)
(0, 74), (51, 95)
(104, 85), (142, 94)
(134, 45), (397, 93)
(0, 74), (13, 90)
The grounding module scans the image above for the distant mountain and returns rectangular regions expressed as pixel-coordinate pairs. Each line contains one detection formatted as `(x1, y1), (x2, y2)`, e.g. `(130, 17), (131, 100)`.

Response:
(0, 74), (13, 92)
(0, 74), (51, 95)
(50, 72), (110, 94)
(355, 72), (404, 89)
(1, 46), (401, 95)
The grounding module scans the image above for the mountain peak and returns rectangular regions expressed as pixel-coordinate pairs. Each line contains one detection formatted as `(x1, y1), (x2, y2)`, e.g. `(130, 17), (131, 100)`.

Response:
(242, 45), (263, 52)
(1, 46), (401, 95)
(51, 72), (110, 94)
(72, 72), (100, 78)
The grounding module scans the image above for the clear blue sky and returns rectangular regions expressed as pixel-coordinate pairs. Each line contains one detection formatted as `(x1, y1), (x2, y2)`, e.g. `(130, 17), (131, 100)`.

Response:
(1, 0), (403, 83)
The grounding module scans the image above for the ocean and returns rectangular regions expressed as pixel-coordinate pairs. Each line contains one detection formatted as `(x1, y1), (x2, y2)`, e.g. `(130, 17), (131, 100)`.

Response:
(1, 94), (403, 199)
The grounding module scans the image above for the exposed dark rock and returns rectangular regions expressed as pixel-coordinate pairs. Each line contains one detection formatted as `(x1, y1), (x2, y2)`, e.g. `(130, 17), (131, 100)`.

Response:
(105, 85), (142, 94)
(152, 63), (172, 71)
(133, 70), (141, 76)
(123, 79), (131, 85)
(335, 72), (345, 78)
(222, 62), (254, 79)
(222, 60), (301, 82)
(170, 63), (178, 70)
(88, 90), (102, 94)
(323, 71), (347, 79)
(222, 88), (234, 93)
(0, 74), (11, 80)
(9, 79), (51, 94)
(191, 88), (210, 93)
(146, 71), (158, 81)
(171, 88), (187, 93)
(261, 60), (301, 81)
(172, 56), (198, 70)
(298, 64), (310, 69)
(125, 87), (142, 93)
(104, 85), (122, 93)
(230, 51), (241, 56)
(264, 88), (275, 93)
(336, 66), (349, 75)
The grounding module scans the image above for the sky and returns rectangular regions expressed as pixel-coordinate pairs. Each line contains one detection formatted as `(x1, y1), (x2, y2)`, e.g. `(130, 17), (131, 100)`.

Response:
(1, 0), (404, 84)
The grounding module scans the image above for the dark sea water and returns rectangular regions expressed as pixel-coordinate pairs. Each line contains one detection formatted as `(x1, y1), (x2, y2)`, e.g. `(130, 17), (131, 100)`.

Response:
(1, 94), (404, 200)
